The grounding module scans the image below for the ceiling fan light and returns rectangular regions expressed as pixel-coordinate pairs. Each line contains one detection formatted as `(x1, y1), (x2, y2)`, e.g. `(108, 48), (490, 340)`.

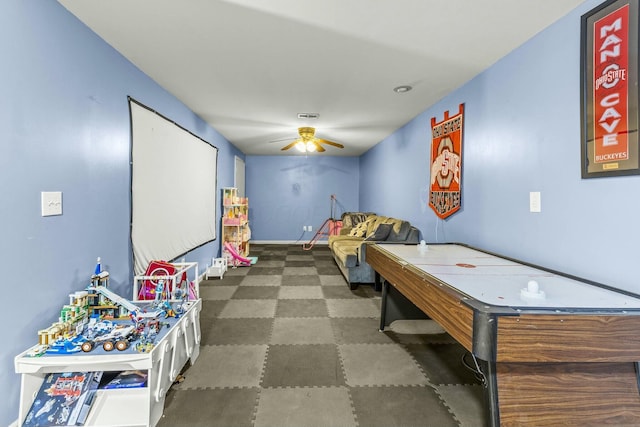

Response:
(306, 141), (316, 152)
(295, 141), (306, 152)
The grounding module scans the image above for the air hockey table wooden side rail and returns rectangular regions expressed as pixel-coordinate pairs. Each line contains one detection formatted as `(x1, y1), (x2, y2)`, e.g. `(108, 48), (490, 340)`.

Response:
(366, 243), (640, 427)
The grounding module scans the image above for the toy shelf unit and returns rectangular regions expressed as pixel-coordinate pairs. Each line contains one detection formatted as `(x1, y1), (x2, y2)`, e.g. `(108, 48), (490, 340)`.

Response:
(132, 261), (199, 303)
(15, 299), (202, 427)
(221, 187), (251, 265)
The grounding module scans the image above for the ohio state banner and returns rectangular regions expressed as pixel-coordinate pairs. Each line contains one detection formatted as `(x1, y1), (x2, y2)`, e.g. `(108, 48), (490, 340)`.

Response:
(429, 104), (463, 219)
(581, 0), (640, 178)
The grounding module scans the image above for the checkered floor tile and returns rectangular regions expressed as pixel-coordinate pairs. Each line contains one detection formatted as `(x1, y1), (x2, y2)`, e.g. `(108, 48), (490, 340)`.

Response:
(158, 244), (486, 427)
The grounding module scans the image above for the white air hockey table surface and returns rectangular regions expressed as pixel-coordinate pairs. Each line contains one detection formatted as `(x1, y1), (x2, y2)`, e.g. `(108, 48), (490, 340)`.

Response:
(377, 243), (640, 309)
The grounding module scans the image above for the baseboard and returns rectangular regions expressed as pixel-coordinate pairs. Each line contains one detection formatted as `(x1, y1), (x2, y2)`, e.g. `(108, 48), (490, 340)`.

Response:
(251, 240), (329, 245)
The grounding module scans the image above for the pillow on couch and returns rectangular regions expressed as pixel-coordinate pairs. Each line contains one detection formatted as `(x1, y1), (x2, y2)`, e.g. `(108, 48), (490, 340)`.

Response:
(387, 220), (411, 241)
(341, 212), (375, 229)
(348, 219), (370, 237)
(364, 223), (393, 241)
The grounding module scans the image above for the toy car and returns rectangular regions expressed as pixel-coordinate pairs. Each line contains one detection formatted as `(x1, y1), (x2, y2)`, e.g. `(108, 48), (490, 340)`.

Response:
(81, 324), (136, 352)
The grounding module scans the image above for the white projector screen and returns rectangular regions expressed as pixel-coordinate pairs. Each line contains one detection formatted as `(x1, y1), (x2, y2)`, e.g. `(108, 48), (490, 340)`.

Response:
(129, 98), (218, 274)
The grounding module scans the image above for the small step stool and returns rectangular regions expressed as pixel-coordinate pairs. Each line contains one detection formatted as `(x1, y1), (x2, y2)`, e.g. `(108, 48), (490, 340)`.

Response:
(205, 257), (228, 279)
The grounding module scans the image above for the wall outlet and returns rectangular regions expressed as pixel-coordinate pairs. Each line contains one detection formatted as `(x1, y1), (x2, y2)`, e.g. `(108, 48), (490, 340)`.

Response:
(303, 226), (307, 231)
(308, 225), (312, 232)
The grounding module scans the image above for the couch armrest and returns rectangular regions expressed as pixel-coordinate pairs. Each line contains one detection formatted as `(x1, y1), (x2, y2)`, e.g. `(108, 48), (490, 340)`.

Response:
(357, 241), (371, 264)
(358, 240), (386, 264)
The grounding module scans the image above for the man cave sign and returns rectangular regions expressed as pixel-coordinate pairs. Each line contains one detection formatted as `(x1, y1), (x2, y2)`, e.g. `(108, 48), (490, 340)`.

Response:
(429, 104), (463, 219)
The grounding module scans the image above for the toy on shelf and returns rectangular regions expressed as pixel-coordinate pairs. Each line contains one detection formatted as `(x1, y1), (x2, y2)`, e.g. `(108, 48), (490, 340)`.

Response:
(221, 187), (253, 266)
(136, 260), (177, 300)
(224, 241), (253, 266)
(80, 324), (137, 353)
(206, 257), (228, 279)
(26, 344), (49, 358)
(45, 335), (85, 355)
(21, 371), (102, 427)
(133, 259), (199, 302)
(15, 256), (204, 427)
(91, 257), (110, 288)
(134, 318), (168, 353)
(26, 257), (191, 357)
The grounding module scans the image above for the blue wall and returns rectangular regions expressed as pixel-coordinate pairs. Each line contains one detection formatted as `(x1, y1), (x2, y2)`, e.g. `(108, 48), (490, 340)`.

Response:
(246, 155), (359, 241)
(358, 0), (639, 294)
(246, 0), (640, 298)
(1, 1), (241, 423)
(359, 117), (432, 236)
(4, 0), (636, 424)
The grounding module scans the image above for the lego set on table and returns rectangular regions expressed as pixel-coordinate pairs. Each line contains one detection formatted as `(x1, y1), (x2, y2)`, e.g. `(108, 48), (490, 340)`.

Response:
(15, 258), (202, 427)
(28, 258), (197, 358)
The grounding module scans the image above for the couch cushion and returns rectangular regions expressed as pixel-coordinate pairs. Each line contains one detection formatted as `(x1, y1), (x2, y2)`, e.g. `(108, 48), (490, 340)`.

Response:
(364, 223), (393, 241)
(328, 235), (364, 250)
(365, 216), (385, 236)
(348, 218), (372, 237)
(341, 212), (375, 229)
(331, 240), (361, 268)
(387, 220), (411, 241)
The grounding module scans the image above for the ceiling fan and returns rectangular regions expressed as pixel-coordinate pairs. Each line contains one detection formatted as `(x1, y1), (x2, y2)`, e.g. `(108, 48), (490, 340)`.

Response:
(279, 127), (344, 153)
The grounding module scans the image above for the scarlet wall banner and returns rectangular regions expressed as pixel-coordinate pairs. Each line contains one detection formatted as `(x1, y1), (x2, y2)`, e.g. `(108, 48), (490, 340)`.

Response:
(581, 0), (640, 178)
(429, 104), (463, 219)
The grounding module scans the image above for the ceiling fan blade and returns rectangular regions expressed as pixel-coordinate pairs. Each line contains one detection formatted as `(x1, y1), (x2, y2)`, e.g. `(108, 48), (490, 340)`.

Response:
(268, 136), (295, 143)
(280, 141), (297, 151)
(317, 138), (344, 149)
(269, 128), (344, 153)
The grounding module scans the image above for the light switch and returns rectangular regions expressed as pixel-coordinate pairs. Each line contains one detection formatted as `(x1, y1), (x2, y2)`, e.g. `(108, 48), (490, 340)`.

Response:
(529, 191), (541, 213)
(41, 191), (63, 216)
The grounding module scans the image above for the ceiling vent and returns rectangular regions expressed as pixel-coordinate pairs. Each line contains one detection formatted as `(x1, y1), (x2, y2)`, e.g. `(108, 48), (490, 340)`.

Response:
(297, 113), (319, 119)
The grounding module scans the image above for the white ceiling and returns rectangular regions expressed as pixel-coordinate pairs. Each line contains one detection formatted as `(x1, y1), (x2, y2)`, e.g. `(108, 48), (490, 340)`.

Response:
(58, 0), (586, 156)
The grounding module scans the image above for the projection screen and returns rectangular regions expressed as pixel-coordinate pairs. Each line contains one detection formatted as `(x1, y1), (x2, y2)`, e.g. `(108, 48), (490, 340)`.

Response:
(129, 98), (218, 274)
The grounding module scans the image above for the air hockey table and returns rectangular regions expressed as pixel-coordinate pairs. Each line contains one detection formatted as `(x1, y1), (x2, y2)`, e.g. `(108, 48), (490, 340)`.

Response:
(366, 243), (640, 427)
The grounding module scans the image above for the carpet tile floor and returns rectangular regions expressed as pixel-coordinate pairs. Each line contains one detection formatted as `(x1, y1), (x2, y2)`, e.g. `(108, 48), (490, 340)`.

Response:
(158, 244), (487, 427)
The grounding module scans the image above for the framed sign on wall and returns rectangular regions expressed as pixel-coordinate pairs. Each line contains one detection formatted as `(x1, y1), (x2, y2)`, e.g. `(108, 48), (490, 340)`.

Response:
(581, 0), (640, 178)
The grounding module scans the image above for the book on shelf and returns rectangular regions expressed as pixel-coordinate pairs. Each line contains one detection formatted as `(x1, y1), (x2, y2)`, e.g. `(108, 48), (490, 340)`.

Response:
(22, 371), (103, 427)
(100, 370), (148, 389)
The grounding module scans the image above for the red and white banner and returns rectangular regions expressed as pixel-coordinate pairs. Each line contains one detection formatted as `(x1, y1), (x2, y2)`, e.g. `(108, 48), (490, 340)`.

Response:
(592, 3), (629, 164)
(429, 104), (463, 219)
